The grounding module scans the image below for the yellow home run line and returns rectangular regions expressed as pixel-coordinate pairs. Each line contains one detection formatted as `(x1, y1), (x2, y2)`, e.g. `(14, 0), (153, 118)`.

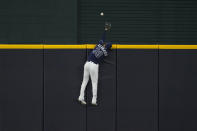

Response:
(0, 44), (197, 49)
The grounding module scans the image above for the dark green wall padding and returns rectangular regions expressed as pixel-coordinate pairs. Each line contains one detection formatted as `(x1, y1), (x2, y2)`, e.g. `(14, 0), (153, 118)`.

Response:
(79, 0), (197, 45)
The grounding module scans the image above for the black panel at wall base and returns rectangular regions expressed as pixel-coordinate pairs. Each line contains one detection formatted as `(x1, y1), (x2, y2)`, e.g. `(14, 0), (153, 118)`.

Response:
(44, 50), (86, 131)
(117, 50), (158, 131)
(0, 50), (43, 131)
(86, 49), (116, 131)
(159, 50), (197, 131)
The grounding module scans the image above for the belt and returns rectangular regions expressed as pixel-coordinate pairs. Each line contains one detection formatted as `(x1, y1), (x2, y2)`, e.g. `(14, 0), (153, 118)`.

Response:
(87, 60), (98, 65)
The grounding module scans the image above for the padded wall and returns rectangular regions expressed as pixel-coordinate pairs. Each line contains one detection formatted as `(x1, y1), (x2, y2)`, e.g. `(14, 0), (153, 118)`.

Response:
(0, 50), (43, 131)
(44, 50), (86, 131)
(86, 49), (116, 131)
(159, 50), (197, 131)
(157, 2), (197, 129)
(0, 0), (197, 131)
(117, 50), (158, 131)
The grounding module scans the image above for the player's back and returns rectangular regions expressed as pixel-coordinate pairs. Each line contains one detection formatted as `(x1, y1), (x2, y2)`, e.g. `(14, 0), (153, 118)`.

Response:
(88, 43), (111, 64)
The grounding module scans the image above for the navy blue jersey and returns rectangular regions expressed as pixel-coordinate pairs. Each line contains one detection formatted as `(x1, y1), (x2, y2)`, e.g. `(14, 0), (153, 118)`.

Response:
(88, 31), (112, 64)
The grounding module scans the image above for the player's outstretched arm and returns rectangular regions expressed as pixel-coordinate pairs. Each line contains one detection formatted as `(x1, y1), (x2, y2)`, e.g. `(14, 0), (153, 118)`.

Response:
(98, 30), (106, 45)
(98, 22), (111, 45)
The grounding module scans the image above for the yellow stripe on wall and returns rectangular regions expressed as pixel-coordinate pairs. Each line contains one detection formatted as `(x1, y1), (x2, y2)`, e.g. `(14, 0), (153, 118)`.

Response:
(0, 44), (197, 49)
(0, 44), (43, 49)
(44, 44), (86, 49)
(116, 44), (158, 49)
(159, 45), (197, 49)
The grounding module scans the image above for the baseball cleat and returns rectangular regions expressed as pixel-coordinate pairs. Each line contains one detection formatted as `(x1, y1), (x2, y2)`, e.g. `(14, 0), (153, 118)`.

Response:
(91, 102), (98, 106)
(78, 98), (87, 105)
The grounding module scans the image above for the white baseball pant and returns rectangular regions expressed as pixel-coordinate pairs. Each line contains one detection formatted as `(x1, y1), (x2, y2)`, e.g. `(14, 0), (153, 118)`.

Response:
(79, 61), (99, 103)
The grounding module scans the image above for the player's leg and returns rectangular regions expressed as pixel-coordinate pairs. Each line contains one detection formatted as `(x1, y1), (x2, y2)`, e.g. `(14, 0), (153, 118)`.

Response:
(89, 63), (99, 105)
(78, 62), (90, 104)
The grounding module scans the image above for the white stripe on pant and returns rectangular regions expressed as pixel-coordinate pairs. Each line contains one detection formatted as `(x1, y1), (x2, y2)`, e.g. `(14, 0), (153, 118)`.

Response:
(79, 61), (99, 103)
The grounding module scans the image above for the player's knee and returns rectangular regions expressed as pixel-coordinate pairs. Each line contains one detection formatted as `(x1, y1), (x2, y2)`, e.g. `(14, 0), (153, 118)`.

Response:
(92, 83), (97, 89)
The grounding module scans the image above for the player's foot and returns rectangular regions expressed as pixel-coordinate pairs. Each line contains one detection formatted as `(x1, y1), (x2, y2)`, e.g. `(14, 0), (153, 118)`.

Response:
(78, 97), (86, 105)
(91, 102), (98, 106)
(91, 98), (97, 106)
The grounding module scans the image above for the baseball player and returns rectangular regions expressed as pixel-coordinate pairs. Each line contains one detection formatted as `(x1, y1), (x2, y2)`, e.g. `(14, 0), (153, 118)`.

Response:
(78, 22), (112, 106)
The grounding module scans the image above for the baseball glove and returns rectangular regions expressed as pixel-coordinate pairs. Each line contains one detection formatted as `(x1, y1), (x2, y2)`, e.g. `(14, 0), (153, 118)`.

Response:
(105, 22), (111, 31)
